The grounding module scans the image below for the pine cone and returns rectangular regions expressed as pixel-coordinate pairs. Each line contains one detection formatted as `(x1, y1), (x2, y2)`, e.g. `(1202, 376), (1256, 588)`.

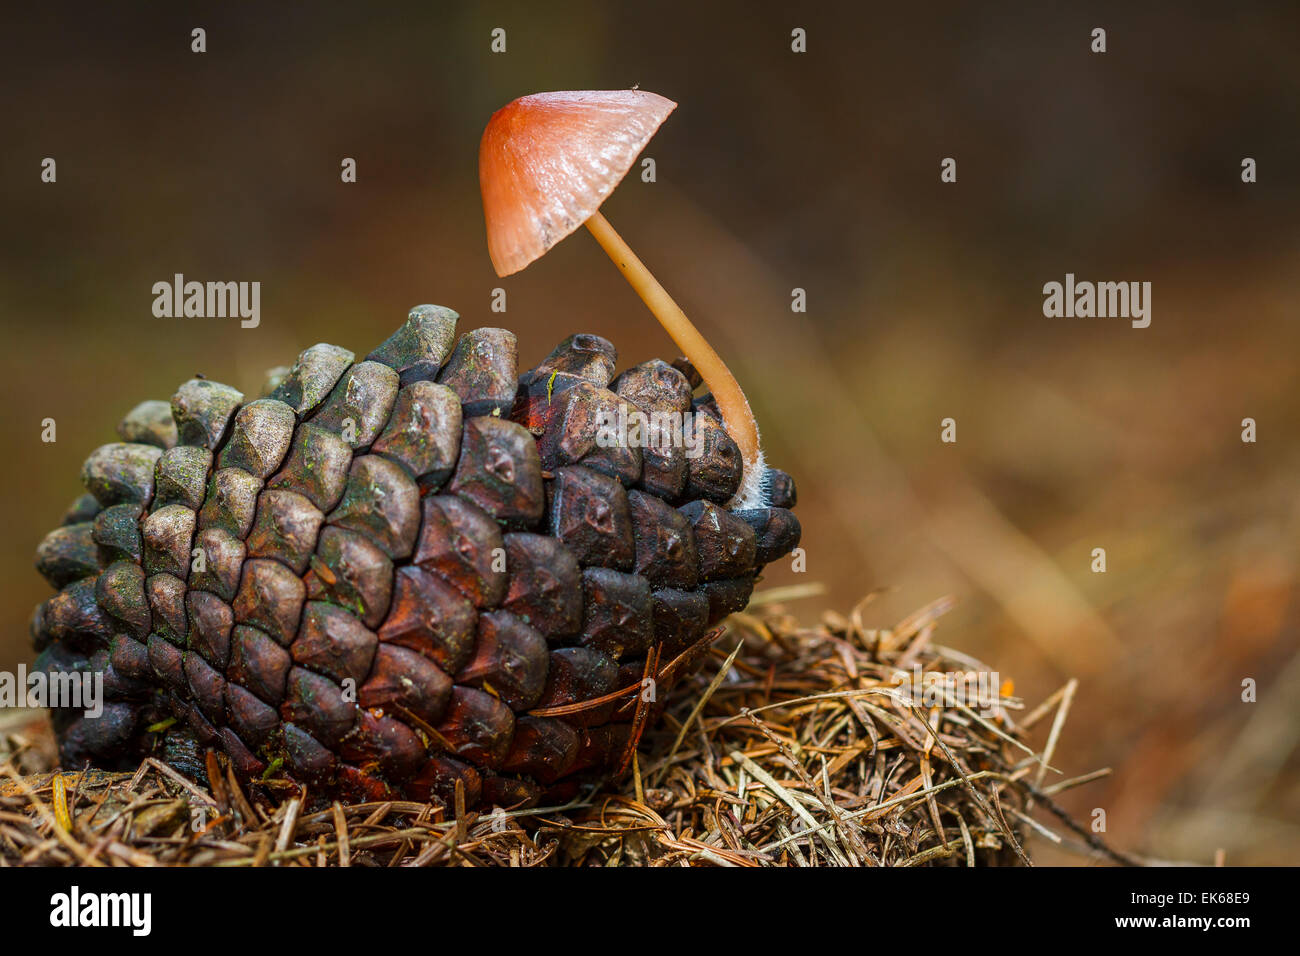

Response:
(30, 306), (800, 808)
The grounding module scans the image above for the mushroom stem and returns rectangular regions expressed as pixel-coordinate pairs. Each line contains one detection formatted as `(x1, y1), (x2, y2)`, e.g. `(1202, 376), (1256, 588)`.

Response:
(583, 209), (761, 484)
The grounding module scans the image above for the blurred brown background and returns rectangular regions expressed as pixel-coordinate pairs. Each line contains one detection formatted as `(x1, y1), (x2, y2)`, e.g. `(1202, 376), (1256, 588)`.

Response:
(2, 1), (1298, 863)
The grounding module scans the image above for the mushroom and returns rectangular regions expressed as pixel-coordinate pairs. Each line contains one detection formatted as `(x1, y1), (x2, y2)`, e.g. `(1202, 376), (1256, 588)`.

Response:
(479, 89), (768, 508)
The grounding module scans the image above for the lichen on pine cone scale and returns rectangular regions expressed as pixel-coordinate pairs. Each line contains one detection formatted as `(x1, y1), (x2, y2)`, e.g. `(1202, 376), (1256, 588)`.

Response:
(30, 305), (800, 808)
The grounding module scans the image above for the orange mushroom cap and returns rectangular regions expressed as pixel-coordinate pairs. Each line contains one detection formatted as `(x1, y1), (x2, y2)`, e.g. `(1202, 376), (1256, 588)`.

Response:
(479, 90), (676, 277)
